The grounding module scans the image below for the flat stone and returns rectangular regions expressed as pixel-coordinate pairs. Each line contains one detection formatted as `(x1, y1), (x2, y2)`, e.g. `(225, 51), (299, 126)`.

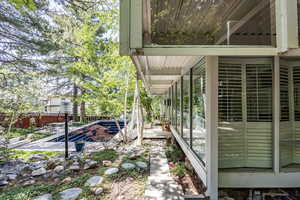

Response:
(32, 167), (47, 176)
(61, 177), (72, 184)
(69, 165), (80, 171)
(0, 174), (8, 181)
(0, 180), (8, 186)
(104, 168), (119, 175)
(91, 187), (103, 195)
(83, 160), (97, 170)
(85, 176), (103, 187)
(23, 179), (35, 186)
(29, 154), (46, 161)
(7, 174), (17, 180)
(121, 163), (135, 169)
(102, 160), (112, 166)
(136, 161), (148, 169)
(33, 193), (52, 200)
(54, 165), (64, 173)
(59, 187), (82, 200)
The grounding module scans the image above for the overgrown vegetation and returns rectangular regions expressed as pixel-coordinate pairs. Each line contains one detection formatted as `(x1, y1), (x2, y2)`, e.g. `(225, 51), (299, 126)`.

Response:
(165, 144), (185, 163)
(4, 150), (62, 161)
(170, 162), (188, 178)
(89, 149), (118, 162)
(6, 128), (51, 140)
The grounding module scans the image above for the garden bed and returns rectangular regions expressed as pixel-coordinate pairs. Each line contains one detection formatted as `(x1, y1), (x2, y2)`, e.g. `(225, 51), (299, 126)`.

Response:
(0, 144), (150, 200)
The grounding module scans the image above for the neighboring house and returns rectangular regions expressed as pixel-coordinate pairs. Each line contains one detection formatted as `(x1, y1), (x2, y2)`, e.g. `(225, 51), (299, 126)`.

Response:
(120, 1), (300, 199)
(43, 96), (74, 114)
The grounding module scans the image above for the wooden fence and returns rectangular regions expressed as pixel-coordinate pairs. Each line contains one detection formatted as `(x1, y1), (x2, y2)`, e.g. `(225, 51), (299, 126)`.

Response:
(0, 113), (111, 129)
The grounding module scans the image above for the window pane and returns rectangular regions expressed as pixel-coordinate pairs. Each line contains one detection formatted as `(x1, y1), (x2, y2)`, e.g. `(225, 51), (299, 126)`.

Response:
(177, 81), (181, 132)
(192, 61), (206, 164)
(246, 64), (273, 122)
(145, 0), (276, 46)
(218, 64), (242, 122)
(182, 72), (190, 145)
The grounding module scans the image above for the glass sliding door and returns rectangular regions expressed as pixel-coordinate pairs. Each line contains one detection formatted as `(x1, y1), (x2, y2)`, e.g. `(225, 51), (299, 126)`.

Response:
(177, 80), (181, 133)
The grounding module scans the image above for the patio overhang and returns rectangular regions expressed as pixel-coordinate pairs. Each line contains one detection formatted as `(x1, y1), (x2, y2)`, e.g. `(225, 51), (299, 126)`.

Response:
(132, 55), (201, 95)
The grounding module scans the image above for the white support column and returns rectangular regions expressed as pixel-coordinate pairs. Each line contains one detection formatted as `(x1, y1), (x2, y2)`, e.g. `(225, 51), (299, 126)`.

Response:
(130, 0), (143, 49)
(273, 56), (280, 174)
(275, 0), (298, 52)
(205, 56), (219, 200)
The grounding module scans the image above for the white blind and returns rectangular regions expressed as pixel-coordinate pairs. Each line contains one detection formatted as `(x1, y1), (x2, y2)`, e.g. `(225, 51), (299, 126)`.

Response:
(218, 63), (243, 122)
(280, 65), (289, 121)
(246, 64), (273, 122)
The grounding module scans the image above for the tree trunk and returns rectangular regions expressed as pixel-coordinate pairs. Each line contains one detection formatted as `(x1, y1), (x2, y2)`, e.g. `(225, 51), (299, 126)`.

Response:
(80, 89), (86, 123)
(136, 80), (144, 146)
(123, 74), (129, 143)
(72, 84), (78, 122)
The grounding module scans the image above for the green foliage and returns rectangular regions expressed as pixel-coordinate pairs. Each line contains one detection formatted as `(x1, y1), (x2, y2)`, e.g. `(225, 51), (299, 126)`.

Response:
(89, 149), (118, 162)
(7, 0), (37, 10)
(0, 184), (55, 200)
(5, 150), (62, 161)
(170, 162), (187, 178)
(165, 144), (184, 163)
(5, 128), (51, 140)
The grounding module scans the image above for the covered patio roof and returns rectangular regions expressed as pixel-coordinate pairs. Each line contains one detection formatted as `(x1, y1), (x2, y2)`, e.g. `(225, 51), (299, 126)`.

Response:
(132, 56), (201, 95)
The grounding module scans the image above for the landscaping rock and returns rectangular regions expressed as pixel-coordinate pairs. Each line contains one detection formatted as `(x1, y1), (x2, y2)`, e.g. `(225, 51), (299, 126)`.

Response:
(136, 161), (148, 169)
(7, 174), (17, 180)
(59, 187), (82, 200)
(29, 154), (46, 161)
(83, 160), (97, 170)
(33, 193), (52, 200)
(85, 176), (103, 187)
(32, 167), (47, 176)
(54, 165), (64, 173)
(121, 163), (135, 169)
(23, 179), (35, 186)
(102, 160), (112, 166)
(69, 164), (80, 171)
(61, 177), (72, 184)
(0, 180), (8, 186)
(104, 167), (119, 175)
(91, 187), (103, 195)
(0, 174), (8, 181)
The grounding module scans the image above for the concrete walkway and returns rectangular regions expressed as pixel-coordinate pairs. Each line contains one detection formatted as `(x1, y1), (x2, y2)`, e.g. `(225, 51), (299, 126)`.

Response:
(145, 140), (184, 200)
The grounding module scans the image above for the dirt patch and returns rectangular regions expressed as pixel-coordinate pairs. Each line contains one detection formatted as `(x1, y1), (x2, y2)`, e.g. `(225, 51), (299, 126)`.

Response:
(109, 177), (146, 200)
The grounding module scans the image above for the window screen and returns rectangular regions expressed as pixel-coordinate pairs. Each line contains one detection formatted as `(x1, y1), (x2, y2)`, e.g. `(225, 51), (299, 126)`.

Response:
(246, 64), (273, 122)
(218, 64), (243, 122)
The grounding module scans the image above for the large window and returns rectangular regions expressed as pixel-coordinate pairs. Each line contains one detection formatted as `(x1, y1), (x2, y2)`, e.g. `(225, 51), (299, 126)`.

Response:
(176, 81), (181, 133)
(182, 72), (191, 145)
(192, 61), (206, 163)
(279, 59), (300, 171)
(218, 58), (273, 169)
(144, 0), (276, 46)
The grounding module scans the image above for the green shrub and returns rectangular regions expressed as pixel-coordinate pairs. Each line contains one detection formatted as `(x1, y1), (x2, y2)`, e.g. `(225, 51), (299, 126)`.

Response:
(170, 162), (187, 178)
(165, 144), (184, 163)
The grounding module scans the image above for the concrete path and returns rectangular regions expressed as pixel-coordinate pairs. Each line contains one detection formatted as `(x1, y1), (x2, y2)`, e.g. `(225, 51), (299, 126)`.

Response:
(143, 127), (171, 139)
(145, 140), (184, 200)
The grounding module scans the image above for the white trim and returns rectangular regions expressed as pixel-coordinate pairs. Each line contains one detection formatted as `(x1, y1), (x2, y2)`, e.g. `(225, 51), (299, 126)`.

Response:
(205, 56), (219, 200)
(275, 0), (299, 52)
(219, 172), (300, 188)
(273, 56), (280, 174)
(170, 126), (207, 186)
(141, 47), (278, 56)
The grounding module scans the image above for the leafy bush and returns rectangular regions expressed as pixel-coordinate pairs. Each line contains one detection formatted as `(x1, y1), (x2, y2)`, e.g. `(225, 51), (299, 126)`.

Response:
(170, 162), (187, 178)
(165, 144), (184, 163)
